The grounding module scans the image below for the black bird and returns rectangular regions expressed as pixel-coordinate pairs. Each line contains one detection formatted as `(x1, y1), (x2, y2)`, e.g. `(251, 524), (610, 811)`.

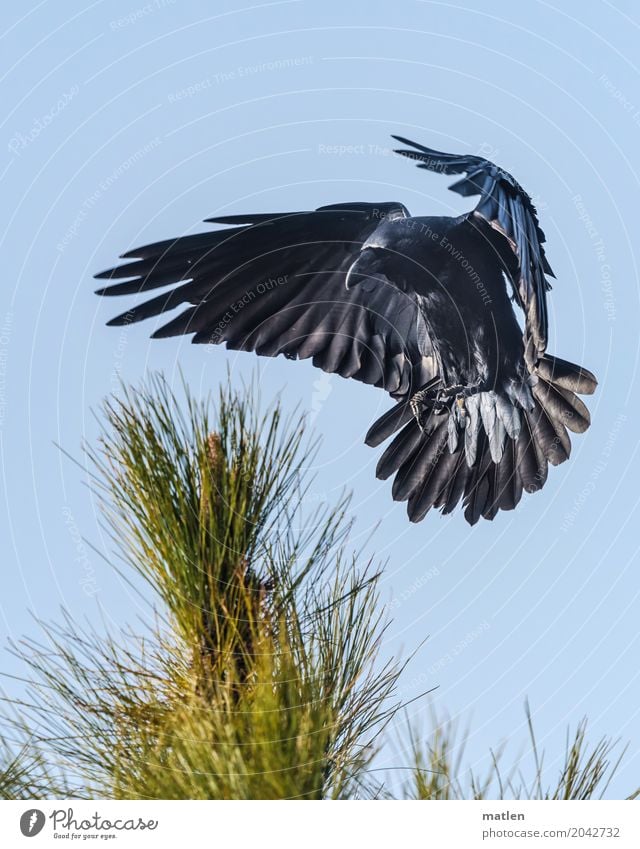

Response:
(95, 136), (597, 524)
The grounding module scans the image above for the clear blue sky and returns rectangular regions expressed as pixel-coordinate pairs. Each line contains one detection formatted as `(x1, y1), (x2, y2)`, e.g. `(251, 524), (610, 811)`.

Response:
(1, 0), (638, 796)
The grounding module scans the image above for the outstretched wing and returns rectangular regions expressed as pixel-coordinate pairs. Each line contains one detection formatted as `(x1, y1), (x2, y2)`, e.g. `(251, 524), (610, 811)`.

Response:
(95, 201), (436, 399)
(392, 135), (552, 367)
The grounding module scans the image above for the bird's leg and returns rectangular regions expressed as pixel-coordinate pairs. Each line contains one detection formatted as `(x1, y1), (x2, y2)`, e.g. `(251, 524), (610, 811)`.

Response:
(410, 388), (432, 431)
(409, 382), (451, 430)
(410, 382), (480, 432)
(438, 382), (465, 401)
(446, 384), (478, 416)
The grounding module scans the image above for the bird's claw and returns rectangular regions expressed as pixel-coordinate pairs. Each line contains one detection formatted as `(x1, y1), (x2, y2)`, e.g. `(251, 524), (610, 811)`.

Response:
(410, 383), (478, 431)
(410, 391), (429, 432)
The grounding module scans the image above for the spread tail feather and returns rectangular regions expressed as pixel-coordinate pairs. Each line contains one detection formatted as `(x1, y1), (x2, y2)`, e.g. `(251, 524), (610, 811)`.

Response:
(367, 352), (595, 524)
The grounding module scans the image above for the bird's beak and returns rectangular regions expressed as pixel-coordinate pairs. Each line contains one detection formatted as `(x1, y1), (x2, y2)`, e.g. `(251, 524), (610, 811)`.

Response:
(345, 247), (380, 290)
(344, 264), (358, 290)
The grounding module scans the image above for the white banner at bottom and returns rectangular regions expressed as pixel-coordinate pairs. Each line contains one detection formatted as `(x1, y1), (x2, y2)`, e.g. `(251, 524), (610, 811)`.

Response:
(0, 799), (638, 848)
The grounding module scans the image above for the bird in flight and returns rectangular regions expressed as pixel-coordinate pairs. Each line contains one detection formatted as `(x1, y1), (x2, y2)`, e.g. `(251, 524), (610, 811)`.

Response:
(95, 136), (596, 524)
